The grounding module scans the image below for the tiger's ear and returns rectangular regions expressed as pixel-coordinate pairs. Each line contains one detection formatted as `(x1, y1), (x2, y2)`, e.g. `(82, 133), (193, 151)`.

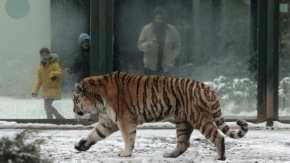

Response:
(74, 83), (84, 94)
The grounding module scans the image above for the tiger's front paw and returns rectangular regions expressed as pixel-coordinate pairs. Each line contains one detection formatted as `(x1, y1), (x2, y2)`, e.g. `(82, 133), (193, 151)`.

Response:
(118, 150), (132, 157)
(163, 151), (181, 158)
(74, 139), (95, 151)
(214, 154), (226, 161)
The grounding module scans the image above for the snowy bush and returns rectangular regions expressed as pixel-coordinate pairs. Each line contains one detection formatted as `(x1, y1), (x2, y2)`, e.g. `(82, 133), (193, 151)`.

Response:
(0, 130), (51, 163)
(279, 77), (290, 111)
(206, 76), (257, 114)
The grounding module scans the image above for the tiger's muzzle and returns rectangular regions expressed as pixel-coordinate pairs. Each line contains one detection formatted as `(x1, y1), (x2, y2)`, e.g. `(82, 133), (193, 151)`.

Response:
(74, 106), (84, 116)
(76, 110), (84, 116)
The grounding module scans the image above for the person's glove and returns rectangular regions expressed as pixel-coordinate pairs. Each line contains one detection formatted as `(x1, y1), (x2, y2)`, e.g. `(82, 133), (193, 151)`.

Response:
(51, 76), (57, 81)
(32, 93), (37, 97)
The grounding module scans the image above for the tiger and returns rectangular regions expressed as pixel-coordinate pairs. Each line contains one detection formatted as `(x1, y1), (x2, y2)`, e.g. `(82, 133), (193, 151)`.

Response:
(73, 71), (248, 160)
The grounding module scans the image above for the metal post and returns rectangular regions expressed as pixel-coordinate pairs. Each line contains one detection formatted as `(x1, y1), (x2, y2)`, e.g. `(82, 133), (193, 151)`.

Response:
(89, 0), (99, 121)
(90, 0), (99, 76)
(257, 0), (279, 125)
(104, 0), (114, 74)
(90, 0), (114, 76)
(250, 0), (257, 55)
(89, 0), (114, 122)
(192, 0), (201, 63)
(96, 0), (113, 75)
(266, 0), (279, 126)
(257, 0), (267, 122)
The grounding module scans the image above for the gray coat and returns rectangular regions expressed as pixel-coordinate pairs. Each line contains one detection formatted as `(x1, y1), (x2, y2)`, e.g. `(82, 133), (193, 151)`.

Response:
(138, 23), (181, 72)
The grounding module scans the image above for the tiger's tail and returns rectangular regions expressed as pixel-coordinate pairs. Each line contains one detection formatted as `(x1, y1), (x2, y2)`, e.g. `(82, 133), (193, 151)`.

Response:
(211, 92), (248, 139)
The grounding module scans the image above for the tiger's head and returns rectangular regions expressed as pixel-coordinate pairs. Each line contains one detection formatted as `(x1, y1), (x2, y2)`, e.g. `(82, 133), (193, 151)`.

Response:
(73, 77), (107, 116)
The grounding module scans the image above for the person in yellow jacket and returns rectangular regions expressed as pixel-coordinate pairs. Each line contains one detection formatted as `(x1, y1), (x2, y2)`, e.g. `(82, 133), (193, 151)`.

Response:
(32, 47), (65, 119)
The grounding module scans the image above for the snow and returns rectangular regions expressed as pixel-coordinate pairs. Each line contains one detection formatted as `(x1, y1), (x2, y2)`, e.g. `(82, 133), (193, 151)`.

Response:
(1, 121), (290, 163)
(0, 97), (76, 119)
(0, 94), (289, 162)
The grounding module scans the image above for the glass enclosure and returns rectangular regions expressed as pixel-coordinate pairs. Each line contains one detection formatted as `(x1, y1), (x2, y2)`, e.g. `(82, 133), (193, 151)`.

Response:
(114, 0), (257, 118)
(1, 0), (289, 121)
(279, 1), (290, 118)
(0, 0), (90, 120)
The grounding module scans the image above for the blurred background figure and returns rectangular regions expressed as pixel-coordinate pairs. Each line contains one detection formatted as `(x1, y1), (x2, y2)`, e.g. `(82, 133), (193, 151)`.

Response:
(32, 47), (64, 119)
(65, 33), (90, 83)
(138, 6), (181, 76)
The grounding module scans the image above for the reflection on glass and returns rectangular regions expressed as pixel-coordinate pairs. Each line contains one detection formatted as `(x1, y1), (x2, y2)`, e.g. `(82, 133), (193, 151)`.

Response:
(279, 1), (290, 118)
(137, 6), (182, 76)
(0, 0), (90, 120)
(1, 0), (265, 120)
(114, 0), (257, 118)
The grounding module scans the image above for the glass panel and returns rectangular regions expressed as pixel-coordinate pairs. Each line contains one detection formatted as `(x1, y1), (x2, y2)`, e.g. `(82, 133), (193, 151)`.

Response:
(0, 0), (90, 120)
(114, 0), (257, 118)
(279, 1), (290, 118)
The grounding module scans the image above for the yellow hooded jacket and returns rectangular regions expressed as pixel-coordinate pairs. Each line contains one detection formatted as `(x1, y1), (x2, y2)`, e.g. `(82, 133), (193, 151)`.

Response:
(32, 54), (62, 99)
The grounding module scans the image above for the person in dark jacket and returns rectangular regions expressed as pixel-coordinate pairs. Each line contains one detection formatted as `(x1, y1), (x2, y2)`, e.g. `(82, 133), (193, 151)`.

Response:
(65, 33), (90, 83)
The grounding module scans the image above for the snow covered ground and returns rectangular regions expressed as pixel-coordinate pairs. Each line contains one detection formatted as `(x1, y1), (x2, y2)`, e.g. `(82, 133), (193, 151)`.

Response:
(1, 121), (290, 163)
(1, 96), (290, 162)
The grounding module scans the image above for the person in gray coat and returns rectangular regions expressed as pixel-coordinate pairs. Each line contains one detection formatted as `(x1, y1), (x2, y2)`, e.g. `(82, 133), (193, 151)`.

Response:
(138, 6), (181, 75)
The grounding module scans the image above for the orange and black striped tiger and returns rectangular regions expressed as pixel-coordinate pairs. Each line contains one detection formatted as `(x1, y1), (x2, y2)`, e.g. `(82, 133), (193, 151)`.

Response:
(73, 71), (248, 160)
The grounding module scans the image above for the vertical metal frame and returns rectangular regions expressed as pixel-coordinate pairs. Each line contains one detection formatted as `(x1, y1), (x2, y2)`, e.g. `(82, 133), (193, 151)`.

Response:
(90, 0), (114, 121)
(266, 0), (279, 125)
(257, 0), (268, 122)
(90, 0), (114, 76)
(257, 0), (279, 125)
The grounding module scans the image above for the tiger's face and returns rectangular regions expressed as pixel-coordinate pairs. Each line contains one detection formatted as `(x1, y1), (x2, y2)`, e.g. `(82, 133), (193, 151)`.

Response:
(73, 83), (95, 116)
(73, 80), (107, 116)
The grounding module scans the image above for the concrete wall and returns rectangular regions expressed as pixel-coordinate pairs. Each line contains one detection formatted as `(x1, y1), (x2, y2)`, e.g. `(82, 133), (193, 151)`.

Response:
(0, 0), (51, 97)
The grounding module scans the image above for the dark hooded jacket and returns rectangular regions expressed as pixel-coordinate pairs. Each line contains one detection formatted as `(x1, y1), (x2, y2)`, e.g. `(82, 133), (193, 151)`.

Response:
(69, 47), (90, 83)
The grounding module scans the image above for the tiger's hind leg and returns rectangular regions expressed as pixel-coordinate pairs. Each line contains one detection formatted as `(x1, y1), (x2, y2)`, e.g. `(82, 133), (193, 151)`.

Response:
(163, 119), (193, 158)
(198, 121), (226, 160)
